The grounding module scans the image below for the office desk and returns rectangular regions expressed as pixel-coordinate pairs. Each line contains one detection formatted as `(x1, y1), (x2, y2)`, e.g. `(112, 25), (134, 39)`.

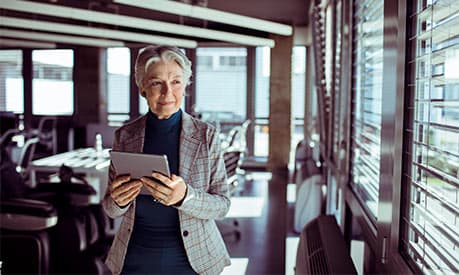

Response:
(29, 148), (111, 203)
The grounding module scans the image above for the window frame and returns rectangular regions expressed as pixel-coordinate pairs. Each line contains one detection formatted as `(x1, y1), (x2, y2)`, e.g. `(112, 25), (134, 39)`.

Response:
(342, 0), (413, 273)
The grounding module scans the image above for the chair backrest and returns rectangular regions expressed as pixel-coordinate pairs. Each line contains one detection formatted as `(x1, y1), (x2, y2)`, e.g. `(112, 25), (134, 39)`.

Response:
(226, 119), (251, 153)
(16, 137), (40, 178)
(25, 116), (58, 155)
(0, 128), (20, 148)
(223, 148), (244, 192)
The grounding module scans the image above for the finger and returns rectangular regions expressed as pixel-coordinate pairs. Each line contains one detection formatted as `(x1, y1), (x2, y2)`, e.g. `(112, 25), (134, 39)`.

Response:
(114, 181), (141, 202)
(168, 174), (183, 187)
(141, 176), (172, 192)
(150, 172), (170, 184)
(111, 174), (131, 189)
(112, 180), (142, 198)
(143, 182), (170, 198)
(116, 186), (142, 207)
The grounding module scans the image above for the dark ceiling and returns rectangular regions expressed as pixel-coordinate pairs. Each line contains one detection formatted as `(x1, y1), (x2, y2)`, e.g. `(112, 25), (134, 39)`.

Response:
(0, 0), (311, 48)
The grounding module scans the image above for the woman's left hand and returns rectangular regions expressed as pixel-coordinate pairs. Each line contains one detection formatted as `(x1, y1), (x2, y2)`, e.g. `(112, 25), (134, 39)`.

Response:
(140, 172), (187, 206)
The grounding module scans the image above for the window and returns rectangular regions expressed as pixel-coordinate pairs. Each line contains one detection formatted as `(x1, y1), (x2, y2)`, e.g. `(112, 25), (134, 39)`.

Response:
(32, 50), (73, 115)
(254, 46), (270, 157)
(107, 47), (130, 125)
(195, 47), (247, 133)
(197, 55), (213, 68)
(219, 56), (245, 67)
(350, 0), (384, 220)
(402, 0), (459, 273)
(0, 50), (23, 113)
(291, 46), (306, 162)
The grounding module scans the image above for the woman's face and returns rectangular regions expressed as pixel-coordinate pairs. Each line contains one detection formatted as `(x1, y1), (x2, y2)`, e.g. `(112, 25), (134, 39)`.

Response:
(141, 60), (185, 119)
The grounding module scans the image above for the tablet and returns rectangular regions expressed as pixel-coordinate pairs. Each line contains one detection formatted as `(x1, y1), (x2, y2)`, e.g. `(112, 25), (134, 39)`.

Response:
(109, 151), (171, 194)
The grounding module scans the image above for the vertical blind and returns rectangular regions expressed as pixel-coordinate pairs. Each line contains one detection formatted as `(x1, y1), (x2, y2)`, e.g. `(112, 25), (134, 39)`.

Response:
(350, 0), (384, 220)
(403, 0), (459, 273)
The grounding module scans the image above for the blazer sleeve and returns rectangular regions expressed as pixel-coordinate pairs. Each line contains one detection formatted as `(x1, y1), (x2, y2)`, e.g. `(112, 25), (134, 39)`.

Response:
(176, 127), (230, 220)
(102, 129), (131, 219)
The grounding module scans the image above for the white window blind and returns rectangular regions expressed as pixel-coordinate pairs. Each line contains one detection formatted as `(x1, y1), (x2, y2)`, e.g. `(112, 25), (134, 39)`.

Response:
(195, 47), (247, 122)
(350, 0), (384, 220)
(32, 50), (73, 115)
(0, 50), (23, 113)
(403, 0), (459, 273)
(107, 47), (130, 125)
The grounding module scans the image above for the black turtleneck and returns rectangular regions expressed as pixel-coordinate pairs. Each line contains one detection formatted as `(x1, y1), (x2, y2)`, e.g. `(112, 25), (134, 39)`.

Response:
(143, 109), (182, 174)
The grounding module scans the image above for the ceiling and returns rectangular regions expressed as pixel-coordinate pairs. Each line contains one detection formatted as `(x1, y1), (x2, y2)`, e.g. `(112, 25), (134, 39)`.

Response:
(0, 0), (311, 49)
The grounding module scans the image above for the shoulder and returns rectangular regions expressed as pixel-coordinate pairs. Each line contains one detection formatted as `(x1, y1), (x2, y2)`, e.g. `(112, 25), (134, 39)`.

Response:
(114, 115), (146, 138)
(182, 111), (217, 141)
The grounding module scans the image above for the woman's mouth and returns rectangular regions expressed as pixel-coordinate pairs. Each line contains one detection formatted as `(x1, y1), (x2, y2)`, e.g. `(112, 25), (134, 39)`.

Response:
(158, 101), (174, 106)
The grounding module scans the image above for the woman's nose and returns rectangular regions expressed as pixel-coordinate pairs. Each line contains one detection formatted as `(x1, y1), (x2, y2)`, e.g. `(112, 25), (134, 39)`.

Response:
(161, 82), (172, 95)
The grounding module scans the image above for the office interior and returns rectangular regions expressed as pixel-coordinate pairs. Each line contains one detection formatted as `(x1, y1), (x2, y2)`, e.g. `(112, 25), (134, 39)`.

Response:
(0, 0), (458, 274)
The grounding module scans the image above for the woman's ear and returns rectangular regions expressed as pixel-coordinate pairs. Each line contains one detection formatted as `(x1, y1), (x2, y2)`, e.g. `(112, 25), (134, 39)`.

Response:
(140, 90), (146, 97)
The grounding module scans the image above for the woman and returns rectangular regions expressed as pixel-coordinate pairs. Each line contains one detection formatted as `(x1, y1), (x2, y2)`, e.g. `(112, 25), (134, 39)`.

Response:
(102, 45), (231, 275)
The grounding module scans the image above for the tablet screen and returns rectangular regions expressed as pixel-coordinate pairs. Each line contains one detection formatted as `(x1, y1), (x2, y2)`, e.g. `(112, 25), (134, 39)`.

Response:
(109, 151), (171, 179)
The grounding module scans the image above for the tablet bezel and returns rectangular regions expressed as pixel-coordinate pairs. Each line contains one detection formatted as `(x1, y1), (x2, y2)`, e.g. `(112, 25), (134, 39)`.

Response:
(109, 150), (171, 195)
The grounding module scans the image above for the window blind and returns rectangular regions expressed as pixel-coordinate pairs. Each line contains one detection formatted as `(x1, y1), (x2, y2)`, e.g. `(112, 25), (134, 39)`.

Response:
(195, 48), (247, 120)
(0, 50), (23, 113)
(32, 49), (73, 115)
(402, 0), (459, 273)
(350, 0), (384, 220)
(107, 47), (130, 125)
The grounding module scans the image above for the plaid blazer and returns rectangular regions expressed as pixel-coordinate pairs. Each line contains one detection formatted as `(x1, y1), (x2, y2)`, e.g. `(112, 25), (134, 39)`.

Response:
(102, 111), (231, 275)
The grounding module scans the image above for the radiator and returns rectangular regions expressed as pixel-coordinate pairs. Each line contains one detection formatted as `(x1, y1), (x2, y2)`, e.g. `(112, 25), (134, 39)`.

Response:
(295, 215), (357, 275)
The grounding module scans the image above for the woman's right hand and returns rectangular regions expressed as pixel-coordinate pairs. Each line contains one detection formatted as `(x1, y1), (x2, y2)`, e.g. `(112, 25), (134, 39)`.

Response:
(110, 175), (143, 207)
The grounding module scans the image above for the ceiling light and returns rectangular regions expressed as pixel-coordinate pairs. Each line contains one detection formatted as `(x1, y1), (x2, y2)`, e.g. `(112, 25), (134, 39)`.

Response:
(1, 29), (124, 48)
(0, 37), (56, 48)
(0, 0), (274, 47)
(114, 0), (292, 36)
(0, 16), (198, 48)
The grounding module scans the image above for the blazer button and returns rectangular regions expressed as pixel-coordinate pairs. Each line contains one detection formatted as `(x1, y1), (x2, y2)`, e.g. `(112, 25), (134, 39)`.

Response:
(183, 230), (189, 237)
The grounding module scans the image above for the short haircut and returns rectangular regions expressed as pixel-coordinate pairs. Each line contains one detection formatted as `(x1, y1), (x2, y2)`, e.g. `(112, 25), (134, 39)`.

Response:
(134, 45), (192, 89)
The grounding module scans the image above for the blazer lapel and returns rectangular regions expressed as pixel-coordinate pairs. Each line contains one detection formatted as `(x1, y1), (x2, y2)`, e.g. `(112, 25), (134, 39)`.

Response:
(179, 112), (201, 183)
(122, 115), (147, 153)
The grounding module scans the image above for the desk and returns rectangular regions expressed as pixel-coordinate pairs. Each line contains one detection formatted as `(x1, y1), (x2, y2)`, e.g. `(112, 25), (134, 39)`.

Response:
(29, 148), (111, 203)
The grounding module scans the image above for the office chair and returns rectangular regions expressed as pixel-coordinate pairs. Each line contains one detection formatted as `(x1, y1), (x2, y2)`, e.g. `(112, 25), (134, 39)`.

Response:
(15, 137), (40, 182)
(218, 147), (244, 241)
(29, 116), (58, 157)
(29, 165), (111, 274)
(0, 198), (58, 274)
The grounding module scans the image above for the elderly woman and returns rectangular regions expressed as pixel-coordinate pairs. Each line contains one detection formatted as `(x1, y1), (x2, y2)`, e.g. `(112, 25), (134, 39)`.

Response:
(102, 45), (231, 275)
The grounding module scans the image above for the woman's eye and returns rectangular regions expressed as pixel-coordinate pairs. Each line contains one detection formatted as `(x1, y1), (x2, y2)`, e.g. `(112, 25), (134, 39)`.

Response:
(172, 79), (182, 85)
(148, 81), (162, 87)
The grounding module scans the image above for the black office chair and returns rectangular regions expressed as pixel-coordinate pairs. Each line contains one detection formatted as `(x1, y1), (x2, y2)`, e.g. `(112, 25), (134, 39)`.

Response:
(16, 137), (40, 179)
(27, 116), (58, 157)
(0, 198), (58, 274)
(30, 165), (111, 274)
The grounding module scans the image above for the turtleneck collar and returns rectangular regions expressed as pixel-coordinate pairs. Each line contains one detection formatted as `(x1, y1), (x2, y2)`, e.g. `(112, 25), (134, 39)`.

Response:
(146, 109), (182, 130)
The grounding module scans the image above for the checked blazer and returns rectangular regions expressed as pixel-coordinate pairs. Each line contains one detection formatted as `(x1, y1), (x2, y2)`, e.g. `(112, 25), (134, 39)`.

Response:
(102, 110), (231, 275)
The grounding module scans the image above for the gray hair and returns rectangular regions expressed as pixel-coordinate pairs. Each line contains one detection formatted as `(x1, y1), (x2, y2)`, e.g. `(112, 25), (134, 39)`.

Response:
(134, 45), (192, 89)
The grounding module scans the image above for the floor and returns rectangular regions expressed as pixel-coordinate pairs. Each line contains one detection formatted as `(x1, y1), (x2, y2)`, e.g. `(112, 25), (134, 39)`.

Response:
(219, 171), (300, 275)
